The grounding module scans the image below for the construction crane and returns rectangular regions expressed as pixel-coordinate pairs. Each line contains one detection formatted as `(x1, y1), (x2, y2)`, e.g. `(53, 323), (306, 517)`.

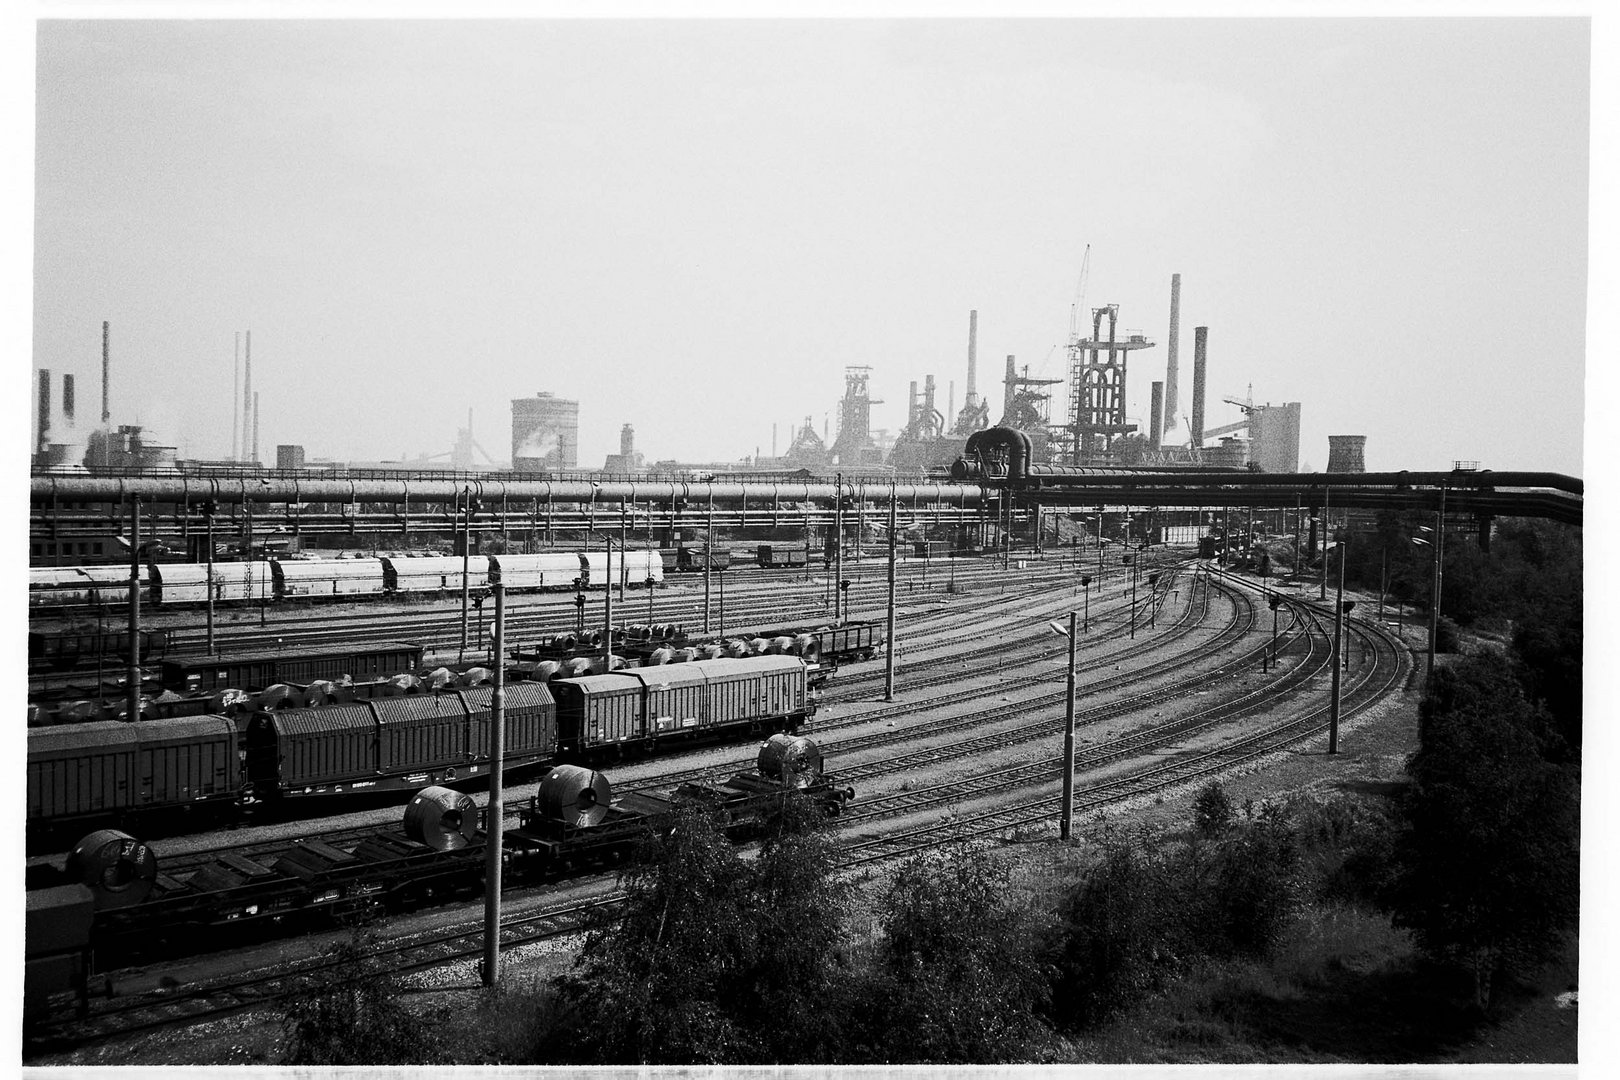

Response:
(1066, 244), (1091, 346)
(1204, 386), (1258, 441)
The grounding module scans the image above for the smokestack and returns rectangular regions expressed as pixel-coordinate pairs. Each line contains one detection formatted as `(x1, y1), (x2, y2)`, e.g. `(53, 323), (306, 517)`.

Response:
(1164, 274), (1180, 437)
(924, 374), (936, 433)
(1149, 381), (1163, 450)
(948, 381), (955, 428)
(101, 321), (110, 425)
(965, 309), (978, 409)
(1003, 355), (1016, 424)
(1192, 326), (1208, 449)
(243, 330), (252, 463)
(908, 380), (919, 434)
(772, 423), (777, 458)
(37, 369), (51, 453)
(63, 374), (75, 427)
(233, 333), (240, 462)
(253, 390), (260, 464)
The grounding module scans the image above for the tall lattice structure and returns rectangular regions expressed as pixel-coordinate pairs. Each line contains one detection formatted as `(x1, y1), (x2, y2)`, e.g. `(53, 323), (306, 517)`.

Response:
(1067, 304), (1155, 465)
(830, 366), (882, 465)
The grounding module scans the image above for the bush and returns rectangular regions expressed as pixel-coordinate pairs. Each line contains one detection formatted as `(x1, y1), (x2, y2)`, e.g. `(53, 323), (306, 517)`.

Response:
(279, 928), (451, 1066)
(854, 847), (1053, 1062)
(1193, 782), (1235, 838)
(1202, 803), (1303, 958)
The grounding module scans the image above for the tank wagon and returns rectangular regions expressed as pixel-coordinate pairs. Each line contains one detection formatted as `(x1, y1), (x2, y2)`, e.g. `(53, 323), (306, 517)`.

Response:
(24, 735), (852, 987)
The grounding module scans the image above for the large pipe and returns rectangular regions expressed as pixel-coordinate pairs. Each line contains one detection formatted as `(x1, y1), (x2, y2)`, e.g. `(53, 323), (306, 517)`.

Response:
(36, 369), (50, 454)
(965, 309), (978, 409)
(101, 321), (110, 425)
(1149, 381), (1163, 450)
(1192, 326), (1208, 449)
(1164, 274), (1180, 438)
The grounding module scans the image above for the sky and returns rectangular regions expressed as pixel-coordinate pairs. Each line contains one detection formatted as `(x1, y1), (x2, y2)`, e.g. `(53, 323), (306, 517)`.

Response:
(21, 13), (1593, 475)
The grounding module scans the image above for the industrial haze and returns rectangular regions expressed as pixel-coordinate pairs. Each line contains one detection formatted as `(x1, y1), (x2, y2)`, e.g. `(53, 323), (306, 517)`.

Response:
(22, 16), (1591, 476)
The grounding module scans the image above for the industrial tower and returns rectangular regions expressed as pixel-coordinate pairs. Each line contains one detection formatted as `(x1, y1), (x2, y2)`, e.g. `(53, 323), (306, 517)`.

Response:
(1066, 305), (1155, 466)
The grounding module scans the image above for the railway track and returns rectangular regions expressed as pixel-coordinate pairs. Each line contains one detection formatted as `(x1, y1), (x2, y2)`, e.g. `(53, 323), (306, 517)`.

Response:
(30, 568), (1400, 1051)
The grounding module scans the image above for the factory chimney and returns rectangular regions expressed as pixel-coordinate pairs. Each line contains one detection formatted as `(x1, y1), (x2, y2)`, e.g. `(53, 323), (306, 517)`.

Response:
(233, 333), (240, 462)
(1164, 274), (1180, 438)
(253, 391), (261, 464)
(1149, 381), (1163, 451)
(1003, 355), (1016, 424)
(1191, 326), (1208, 449)
(37, 369), (51, 454)
(101, 321), (110, 425)
(965, 309), (978, 410)
(243, 330), (253, 463)
(63, 374), (75, 427)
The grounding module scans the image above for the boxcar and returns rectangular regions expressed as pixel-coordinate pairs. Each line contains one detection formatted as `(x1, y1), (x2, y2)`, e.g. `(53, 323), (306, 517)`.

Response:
(159, 641), (424, 692)
(581, 549), (664, 589)
(676, 547), (730, 571)
(149, 561), (274, 605)
(488, 552), (585, 590)
(27, 715), (242, 823)
(29, 565), (147, 609)
(244, 682), (557, 797)
(553, 655), (810, 758)
(381, 555), (489, 594)
(271, 558), (387, 600)
(757, 544), (808, 568)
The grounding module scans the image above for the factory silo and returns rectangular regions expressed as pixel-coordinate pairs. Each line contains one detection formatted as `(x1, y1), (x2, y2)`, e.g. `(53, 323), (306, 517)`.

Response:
(511, 392), (580, 472)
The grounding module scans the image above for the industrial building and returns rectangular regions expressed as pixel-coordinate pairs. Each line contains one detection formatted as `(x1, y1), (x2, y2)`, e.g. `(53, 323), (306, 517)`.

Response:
(511, 392), (579, 472)
(603, 424), (645, 473)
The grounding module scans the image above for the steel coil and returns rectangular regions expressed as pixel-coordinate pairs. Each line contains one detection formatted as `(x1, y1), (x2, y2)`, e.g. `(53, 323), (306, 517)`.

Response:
(756, 734), (824, 789)
(66, 829), (158, 909)
(403, 786), (480, 850)
(536, 765), (613, 827)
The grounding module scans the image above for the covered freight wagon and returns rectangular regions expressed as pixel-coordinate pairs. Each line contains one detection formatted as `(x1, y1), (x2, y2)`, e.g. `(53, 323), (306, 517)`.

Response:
(487, 552), (584, 590)
(581, 549), (664, 589)
(29, 565), (145, 609)
(159, 641), (424, 692)
(271, 558), (387, 600)
(148, 561), (274, 605)
(244, 683), (558, 797)
(27, 715), (242, 823)
(552, 654), (810, 757)
(381, 555), (489, 594)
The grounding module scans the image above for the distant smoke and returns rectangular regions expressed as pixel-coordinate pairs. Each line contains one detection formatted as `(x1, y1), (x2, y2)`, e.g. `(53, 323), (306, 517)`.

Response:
(516, 430), (560, 460)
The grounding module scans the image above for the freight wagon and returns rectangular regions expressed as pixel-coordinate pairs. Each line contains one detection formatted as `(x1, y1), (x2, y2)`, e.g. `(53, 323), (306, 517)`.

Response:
(28, 565), (147, 609)
(756, 544), (809, 568)
(550, 654), (810, 758)
(23, 736), (852, 994)
(242, 682), (555, 799)
(28, 628), (170, 673)
(159, 641), (425, 693)
(26, 716), (241, 826)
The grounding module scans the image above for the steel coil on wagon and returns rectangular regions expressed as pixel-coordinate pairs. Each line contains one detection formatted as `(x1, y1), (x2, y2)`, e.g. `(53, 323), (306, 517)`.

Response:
(756, 734), (823, 789)
(536, 765), (614, 827)
(66, 829), (158, 909)
(404, 786), (481, 850)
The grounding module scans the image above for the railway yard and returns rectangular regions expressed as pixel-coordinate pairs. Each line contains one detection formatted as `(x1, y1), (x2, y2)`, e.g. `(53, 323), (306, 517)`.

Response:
(23, 543), (1426, 1064)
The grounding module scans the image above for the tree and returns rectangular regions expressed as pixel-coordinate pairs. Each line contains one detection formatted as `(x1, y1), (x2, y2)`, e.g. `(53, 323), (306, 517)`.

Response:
(1389, 659), (1579, 1011)
(280, 928), (451, 1066)
(551, 794), (852, 1064)
(857, 847), (1052, 1062)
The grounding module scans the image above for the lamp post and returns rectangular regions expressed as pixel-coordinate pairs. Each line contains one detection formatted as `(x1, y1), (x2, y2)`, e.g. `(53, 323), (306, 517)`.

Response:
(459, 486), (481, 662)
(1413, 519), (1442, 684)
(1049, 612), (1079, 840)
(127, 496), (142, 723)
(885, 486), (897, 702)
(482, 581), (506, 986)
(1328, 528), (1353, 755)
(1266, 593), (1282, 672)
(1125, 552), (1138, 640)
(202, 499), (217, 654)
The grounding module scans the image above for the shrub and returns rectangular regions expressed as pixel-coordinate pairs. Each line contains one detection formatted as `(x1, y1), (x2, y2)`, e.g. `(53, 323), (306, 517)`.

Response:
(1193, 782), (1235, 838)
(279, 928), (451, 1066)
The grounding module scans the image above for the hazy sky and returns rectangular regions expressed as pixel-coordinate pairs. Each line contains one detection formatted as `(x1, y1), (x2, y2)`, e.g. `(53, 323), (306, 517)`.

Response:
(28, 16), (1590, 474)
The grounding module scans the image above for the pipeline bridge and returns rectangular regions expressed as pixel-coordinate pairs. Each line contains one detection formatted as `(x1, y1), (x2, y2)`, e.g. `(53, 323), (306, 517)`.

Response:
(29, 457), (1582, 555)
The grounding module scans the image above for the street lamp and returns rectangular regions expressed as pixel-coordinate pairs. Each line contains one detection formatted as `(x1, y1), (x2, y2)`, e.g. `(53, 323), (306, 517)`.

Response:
(1048, 611), (1079, 841)
(1412, 523), (1442, 683)
(458, 486), (482, 662)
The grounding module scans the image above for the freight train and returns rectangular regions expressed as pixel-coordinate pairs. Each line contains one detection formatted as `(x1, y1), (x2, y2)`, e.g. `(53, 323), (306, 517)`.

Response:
(25, 734), (852, 1017)
(28, 550), (666, 612)
(26, 653), (817, 836)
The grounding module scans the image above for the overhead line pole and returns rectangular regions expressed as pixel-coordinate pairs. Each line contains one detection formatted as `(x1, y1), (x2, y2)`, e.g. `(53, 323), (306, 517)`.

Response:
(483, 582), (506, 986)
(885, 485), (897, 702)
